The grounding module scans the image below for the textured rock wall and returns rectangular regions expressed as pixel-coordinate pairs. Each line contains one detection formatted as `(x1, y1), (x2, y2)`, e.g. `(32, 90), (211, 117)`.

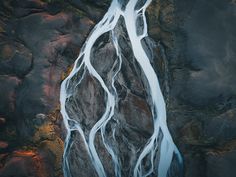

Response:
(167, 0), (236, 177)
(0, 0), (100, 176)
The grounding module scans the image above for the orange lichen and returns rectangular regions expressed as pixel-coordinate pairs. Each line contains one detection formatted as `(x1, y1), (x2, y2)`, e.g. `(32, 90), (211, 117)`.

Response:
(48, 104), (61, 122)
(34, 122), (56, 142)
(32, 109), (64, 177)
(61, 64), (74, 81)
(12, 150), (48, 177)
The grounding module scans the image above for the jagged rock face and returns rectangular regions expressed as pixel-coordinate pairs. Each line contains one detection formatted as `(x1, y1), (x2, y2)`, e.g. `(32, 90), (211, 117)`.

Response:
(0, 0), (235, 177)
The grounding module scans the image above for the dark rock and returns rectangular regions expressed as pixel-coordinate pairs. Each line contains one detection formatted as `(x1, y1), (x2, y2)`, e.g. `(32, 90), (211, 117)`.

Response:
(0, 118), (6, 125)
(206, 144), (236, 177)
(184, 152), (207, 177)
(7, 7), (94, 137)
(65, 72), (106, 133)
(0, 150), (49, 177)
(69, 0), (108, 22)
(204, 108), (236, 144)
(173, 0), (236, 107)
(0, 141), (8, 149)
(166, 0), (236, 176)
(120, 92), (153, 136)
(67, 132), (98, 177)
(0, 42), (33, 77)
(33, 113), (47, 127)
(0, 76), (21, 118)
(0, 0), (235, 176)
(0, 1), (96, 176)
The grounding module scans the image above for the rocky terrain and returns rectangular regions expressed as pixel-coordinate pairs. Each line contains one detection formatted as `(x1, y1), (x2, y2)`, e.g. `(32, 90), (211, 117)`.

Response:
(0, 0), (235, 177)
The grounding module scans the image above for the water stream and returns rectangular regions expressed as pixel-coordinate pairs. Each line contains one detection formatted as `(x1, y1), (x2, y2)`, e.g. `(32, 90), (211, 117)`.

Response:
(60, 0), (183, 176)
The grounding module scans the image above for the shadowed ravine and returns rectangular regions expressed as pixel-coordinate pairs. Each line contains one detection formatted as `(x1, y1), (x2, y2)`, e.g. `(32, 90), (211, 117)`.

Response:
(60, 0), (183, 177)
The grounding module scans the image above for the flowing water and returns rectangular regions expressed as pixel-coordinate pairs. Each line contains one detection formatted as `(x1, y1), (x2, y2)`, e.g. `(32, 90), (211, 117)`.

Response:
(60, 0), (183, 176)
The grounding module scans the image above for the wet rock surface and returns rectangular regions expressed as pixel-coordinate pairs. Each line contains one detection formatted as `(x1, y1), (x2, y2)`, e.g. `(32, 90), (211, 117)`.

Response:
(0, 0), (235, 177)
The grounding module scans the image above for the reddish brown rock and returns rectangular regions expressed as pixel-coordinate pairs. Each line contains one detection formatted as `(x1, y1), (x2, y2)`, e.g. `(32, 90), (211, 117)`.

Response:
(0, 141), (8, 149)
(0, 150), (49, 177)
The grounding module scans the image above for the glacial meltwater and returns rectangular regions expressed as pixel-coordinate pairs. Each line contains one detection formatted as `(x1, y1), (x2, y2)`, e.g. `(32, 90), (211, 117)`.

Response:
(60, 0), (183, 176)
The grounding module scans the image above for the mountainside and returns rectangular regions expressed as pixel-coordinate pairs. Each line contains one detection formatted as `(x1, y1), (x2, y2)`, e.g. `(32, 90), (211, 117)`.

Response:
(0, 0), (236, 177)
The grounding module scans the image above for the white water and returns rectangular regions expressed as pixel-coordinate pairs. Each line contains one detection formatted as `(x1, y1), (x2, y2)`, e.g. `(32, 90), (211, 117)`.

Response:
(60, 0), (183, 177)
